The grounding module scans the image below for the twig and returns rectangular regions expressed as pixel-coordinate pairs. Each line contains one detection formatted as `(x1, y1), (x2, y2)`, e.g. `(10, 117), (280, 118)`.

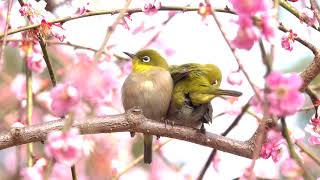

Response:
(95, 0), (133, 61)
(17, 0), (57, 87)
(0, 0), (13, 70)
(278, 0), (319, 31)
(197, 101), (251, 180)
(296, 141), (320, 166)
(0, 5), (317, 56)
(310, 0), (320, 27)
(26, 59), (33, 167)
(197, 149), (217, 180)
(38, 36), (57, 87)
(206, 1), (262, 102)
(281, 117), (313, 180)
(71, 165), (77, 180)
(46, 40), (105, 54)
(278, 23), (318, 54)
(112, 139), (172, 180)
(258, 40), (272, 76)
(0, 7), (232, 39)
(305, 87), (319, 105)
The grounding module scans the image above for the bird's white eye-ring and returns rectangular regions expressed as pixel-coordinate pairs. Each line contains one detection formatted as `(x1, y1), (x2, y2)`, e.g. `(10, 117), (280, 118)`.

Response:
(212, 80), (218, 85)
(142, 56), (151, 62)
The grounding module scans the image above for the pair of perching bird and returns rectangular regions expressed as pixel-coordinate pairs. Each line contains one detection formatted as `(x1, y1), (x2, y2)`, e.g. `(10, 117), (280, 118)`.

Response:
(121, 49), (242, 164)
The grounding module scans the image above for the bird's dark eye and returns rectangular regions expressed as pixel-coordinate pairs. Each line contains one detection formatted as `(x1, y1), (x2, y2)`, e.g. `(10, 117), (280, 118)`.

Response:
(142, 56), (151, 62)
(212, 80), (218, 85)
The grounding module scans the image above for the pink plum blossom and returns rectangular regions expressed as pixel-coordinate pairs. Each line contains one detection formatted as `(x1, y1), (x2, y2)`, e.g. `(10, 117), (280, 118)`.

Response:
(66, 53), (122, 106)
(305, 116), (320, 145)
(50, 83), (80, 117)
(252, 72), (305, 117)
(227, 70), (243, 86)
(281, 30), (297, 51)
(119, 15), (132, 30)
(229, 0), (270, 16)
(260, 14), (277, 42)
(308, 135), (320, 145)
(239, 166), (256, 180)
(121, 61), (132, 75)
(19, 0), (47, 20)
(11, 122), (25, 128)
(301, 8), (317, 26)
(143, 0), (161, 16)
(198, 2), (212, 21)
(10, 74), (44, 100)
(19, 0), (65, 41)
(27, 53), (46, 73)
(11, 74), (27, 100)
(280, 158), (303, 180)
(36, 19), (65, 41)
(21, 158), (47, 180)
(45, 128), (83, 166)
(260, 129), (288, 163)
(212, 152), (221, 172)
(76, 1), (90, 15)
(0, 2), (6, 32)
(231, 16), (260, 50)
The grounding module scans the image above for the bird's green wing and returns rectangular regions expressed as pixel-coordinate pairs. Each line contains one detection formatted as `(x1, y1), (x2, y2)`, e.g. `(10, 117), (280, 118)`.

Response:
(169, 63), (207, 83)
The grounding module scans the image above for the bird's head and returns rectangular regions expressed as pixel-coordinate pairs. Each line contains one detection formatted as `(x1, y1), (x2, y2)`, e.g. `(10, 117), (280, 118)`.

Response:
(205, 64), (222, 87)
(123, 49), (169, 72)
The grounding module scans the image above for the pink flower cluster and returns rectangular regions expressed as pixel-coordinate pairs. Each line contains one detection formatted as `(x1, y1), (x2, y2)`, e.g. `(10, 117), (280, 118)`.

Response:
(21, 158), (47, 180)
(0, 2), (6, 31)
(252, 72), (305, 117)
(11, 74), (43, 100)
(301, 8), (317, 26)
(227, 70), (243, 86)
(21, 158), (74, 180)
(229, 0), (276, 50)
(45, 128), (83, 166)
(19, 0), (65, 41)
(50, 83), (80, 117)
(239, 166), (256, 180)
(65, 53), (122, 108)
(10, 36), (46, 73)
(281, 30), (297, 51)
(280, 158), (303, 180)
(143, 0), (161, 16)
(119, 15), (132, 30)
(305, 115), (320, 145)
(260, 129), (288, 163)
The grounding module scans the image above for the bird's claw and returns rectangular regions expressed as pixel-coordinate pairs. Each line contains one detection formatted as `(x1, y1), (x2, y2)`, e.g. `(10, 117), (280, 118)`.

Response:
(200, 123), (206, 134)
(130, 132), (136, 137)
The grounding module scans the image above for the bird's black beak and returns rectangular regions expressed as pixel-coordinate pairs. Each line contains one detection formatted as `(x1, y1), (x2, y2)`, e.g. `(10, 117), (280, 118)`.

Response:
(123, 52), (135, 59)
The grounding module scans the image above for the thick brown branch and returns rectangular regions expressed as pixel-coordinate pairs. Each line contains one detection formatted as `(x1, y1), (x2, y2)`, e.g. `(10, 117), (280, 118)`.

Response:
(300, 52), (320, 90)
(0, 112), (254, 159)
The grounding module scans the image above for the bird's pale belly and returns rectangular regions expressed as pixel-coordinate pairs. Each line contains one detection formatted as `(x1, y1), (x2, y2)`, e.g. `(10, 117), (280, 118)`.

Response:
(121, 70), (173, 121)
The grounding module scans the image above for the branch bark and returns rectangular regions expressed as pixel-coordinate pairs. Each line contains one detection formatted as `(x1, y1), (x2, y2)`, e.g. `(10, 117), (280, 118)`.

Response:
(0, 110), (254, 159)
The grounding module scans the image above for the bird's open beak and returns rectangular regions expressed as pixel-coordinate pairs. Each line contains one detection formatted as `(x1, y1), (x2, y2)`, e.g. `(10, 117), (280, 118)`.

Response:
(123, 52), (135, 59)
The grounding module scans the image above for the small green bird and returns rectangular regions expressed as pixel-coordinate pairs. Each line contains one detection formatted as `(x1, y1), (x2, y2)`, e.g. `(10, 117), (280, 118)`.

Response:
(122, 49), (173, 164)
(167, 63), (242, 131)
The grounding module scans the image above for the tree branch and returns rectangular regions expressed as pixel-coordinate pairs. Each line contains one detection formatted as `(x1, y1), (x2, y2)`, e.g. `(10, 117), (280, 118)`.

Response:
(300, 51), (320, 91)
(0, 110), (255, 159)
